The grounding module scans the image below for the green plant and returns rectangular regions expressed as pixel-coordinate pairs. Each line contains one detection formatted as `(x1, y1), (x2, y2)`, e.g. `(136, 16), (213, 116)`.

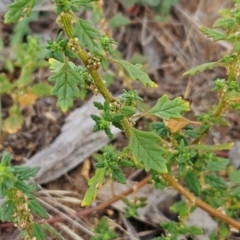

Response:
(0, 152), (60, 239)
(90, 217), (118, 240)
(3, 0), (240, 239)
(0, 3), (52, 139)
(0, 35), (51, 135)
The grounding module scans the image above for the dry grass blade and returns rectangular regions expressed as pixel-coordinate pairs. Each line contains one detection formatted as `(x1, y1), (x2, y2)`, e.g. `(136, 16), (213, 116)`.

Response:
(174, 3), (232, 51)
(119, 213), (139, 240)
(37, 190), (81, 197)
(105, 216), (139, 240)
(55, 223), (85, 240)
(37, 185), (94, 237)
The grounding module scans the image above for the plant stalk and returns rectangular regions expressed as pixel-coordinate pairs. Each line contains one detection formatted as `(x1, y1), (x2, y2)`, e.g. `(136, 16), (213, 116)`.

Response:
(162, 174), (240, 230)
(191, 91), (226, 144)
(60, 12), (240, 230)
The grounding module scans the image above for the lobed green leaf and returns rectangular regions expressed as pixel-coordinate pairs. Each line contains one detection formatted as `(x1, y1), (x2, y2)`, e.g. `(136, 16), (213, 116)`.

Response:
(15, 180), (37, 195)
(204, 174), (228, 190)
(114, 59), (157, 88)
(13, 166), (40, 181)
(49, 62), (84, 112)
(0, 200), (15, 221)
(4, 0), (36, 23)
(32, 223), (46, 240)
(184, 172), (201, 195)
(148, 94), (190, 120)
(151, 122), (169, 138)
(74, 19), (102, 53)
(170, 200), (188, 217)
(112, 167), (126, 184)
(28, 199), (48, 218)
(200, 27), (227, 41)
(128, 128), (167, 173)
(206, 158), (229, 172)
(4, 176), (15, 189)
(183, 62), (218, 76)
(48, 58), (64, 73)
(213, 18), (235, 30)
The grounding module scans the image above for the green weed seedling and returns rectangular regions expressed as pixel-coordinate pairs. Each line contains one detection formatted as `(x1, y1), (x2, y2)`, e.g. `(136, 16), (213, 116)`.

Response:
(3, 0), (240, 239)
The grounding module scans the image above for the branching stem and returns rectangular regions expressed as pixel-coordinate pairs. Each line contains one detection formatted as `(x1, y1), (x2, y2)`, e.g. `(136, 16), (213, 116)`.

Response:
(162, 174), (240, 230)
(191, 92), (226, 144)
(60, 12), (240, 231)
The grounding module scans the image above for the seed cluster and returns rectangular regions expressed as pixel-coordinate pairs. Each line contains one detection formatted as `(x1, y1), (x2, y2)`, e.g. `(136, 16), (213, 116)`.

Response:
(67, 37), (79, 52)
(88, 83), (99, 95)
(86, 53), (101, 71)
(11, 189), (36, 240)
(56, 12), (76, 28)
(109, 101), (121, 111)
